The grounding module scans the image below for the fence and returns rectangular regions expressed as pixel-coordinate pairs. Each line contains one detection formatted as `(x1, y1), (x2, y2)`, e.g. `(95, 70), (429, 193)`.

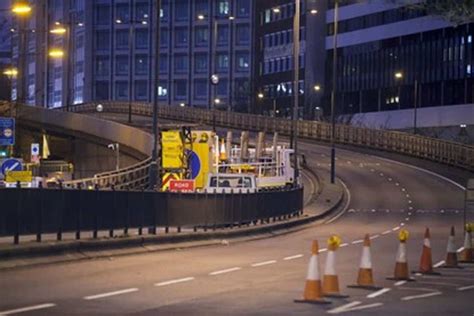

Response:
(68, 102), (474, 172)
(0, 186), (303, 244)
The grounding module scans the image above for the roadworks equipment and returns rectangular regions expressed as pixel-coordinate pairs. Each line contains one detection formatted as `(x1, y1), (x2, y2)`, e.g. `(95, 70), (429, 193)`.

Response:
(443, 226), (461, 268)
(415, 228), (440, 275)
(459, 224), (473, 263)
(219, 138), (227, 161)
(387, 229), (414, 281)
(323, 235), (349, 298)
(294, 240), (331, 304)
(348, 234), (382, 290)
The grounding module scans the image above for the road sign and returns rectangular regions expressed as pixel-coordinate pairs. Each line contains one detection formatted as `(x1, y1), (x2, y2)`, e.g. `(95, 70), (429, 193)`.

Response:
(1, 158), (22, 176)
(0, 117), (15, 146)
(169, 179), (195, 192)
(6, 170), (32, 183)
(31, 143), (40, 163)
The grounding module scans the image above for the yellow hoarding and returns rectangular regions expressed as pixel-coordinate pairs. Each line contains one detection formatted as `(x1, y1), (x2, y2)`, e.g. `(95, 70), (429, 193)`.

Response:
(6, 170), (33, 183)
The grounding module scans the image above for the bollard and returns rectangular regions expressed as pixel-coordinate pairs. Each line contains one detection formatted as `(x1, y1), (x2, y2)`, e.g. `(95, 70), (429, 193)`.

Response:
(93, 184), (99, 239)
(165, 226), (169, 233)
(177, 226), (181, 233)
(36, 181), (43, 242)
(57, 182), (63, 241)
(76, 183), (82, 240)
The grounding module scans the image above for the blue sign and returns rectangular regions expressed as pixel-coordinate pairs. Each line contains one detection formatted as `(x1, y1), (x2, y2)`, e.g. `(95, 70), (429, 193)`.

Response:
(0, 117), (15, 146)
(1, 158), (22, 176)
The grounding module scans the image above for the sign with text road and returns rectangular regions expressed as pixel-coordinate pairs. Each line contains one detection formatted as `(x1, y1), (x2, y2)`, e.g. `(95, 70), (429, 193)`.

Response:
(0, 117), (15, 146)
(169, 179), (195, 192)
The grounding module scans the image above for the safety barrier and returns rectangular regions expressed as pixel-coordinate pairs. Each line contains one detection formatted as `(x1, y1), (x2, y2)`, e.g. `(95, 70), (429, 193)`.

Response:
(0, 185), (303, 244)
(68, 102), (474, 172)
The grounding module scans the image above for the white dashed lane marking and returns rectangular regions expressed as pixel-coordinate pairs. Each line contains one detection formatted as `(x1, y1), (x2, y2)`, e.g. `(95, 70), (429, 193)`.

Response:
(84, 288), (139, 300)
(458, 285), (474, 291)
(351, 239), (363, 244)
(401, 291), (442, 301)
(209, 267), (242, 276)
(395, 281), (407, 286)
(283, 254), (303, 261)
(367, 288), (391, 298)
(392, 226), (400, 231)
(251, 260), (277, 267)
(155, 277), (195, 287)
(0, 303), (56, 315)
(382, 230), (392, 235)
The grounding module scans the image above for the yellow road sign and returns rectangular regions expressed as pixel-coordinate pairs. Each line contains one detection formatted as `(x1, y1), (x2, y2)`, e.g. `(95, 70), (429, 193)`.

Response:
(6, 170), (32, 183)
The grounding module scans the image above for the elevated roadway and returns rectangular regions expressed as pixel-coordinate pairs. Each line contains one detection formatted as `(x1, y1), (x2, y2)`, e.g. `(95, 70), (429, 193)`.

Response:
(0, 103), (472, 315)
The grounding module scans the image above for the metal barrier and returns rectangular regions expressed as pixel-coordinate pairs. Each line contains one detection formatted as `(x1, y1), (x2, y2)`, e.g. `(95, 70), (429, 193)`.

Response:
(0, 186), (303, 243)
(68, 102), (474, 172)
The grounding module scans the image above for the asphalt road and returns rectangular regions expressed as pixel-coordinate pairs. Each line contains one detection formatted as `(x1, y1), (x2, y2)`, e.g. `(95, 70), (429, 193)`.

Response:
(1, 134), (473, 315)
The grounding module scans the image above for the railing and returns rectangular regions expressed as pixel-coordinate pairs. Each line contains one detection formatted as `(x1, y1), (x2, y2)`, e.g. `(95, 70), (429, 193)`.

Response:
(0, 185), (303, 244)
(68, 102), (474, 172)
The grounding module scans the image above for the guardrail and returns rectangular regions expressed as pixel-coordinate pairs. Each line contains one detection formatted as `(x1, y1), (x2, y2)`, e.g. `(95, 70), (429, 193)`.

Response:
(0, 185), (303, 244)
(68, 102), (474, 172)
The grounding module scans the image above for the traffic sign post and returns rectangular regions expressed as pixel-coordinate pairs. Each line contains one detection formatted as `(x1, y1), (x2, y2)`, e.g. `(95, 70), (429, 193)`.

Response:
(0, 117), (15, 146)
(31, 143), (40, 164)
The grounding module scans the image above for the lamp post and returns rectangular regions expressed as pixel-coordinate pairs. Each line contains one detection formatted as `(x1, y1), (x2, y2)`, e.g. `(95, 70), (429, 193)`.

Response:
(395, 71), (418, 134)
(329, 0), (339, 184)
(291, 0), (300, 187)
(149, 0), (161, 191)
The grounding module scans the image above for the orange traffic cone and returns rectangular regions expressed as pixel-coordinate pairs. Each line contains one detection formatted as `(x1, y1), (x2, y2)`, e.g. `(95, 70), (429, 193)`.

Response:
(219, 138), (227, 161)
(443, 226), (461, 268)
(387, 229), (414, 281)
(348, 234), (382, 290)
(323, 235), (349, 298)
(415, 228), (440, 275)
(294, 241), (331, 304)
(459, 224), (473, 263)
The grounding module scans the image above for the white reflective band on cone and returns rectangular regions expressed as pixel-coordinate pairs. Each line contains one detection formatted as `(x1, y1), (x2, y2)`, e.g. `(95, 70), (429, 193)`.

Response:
(324, 251), (337, 275)
(360, 247), (372, 269)
(447, 236), (456, 253)
(396, 243), (407, 263)
(306, 255), (320, 280)
(423, 238), (431, 248)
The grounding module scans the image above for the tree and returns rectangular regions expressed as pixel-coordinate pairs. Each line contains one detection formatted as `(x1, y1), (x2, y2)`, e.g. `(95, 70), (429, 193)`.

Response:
(391, 0), (474, 24)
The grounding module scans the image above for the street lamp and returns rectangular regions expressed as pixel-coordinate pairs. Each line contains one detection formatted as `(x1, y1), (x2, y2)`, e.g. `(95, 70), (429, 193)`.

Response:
(329, 0), (339, 184)
(291, 0), (301, 187)
(394, 71), (418, 134)
(11, 2), (32, 15)
(314, 84), (321, 92)
(48, 48), (64, 58)
(107, 143), (120, 171)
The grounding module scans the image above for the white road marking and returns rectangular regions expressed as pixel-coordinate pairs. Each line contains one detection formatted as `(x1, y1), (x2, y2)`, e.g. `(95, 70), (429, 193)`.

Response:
(388, 178), (392, 181)
(405, 217), (410, 221)
(458, 285), (474, 291)
(395, 280), (407, 286)
(209, 267), (241, 276)
(325, 179), (351, 224)
(457, 247), (465, 253)
(367, 288), (391, 298)
(328, 301), (383, 314)
(408, 212), (412, 215)
(155, 277), (195, 287)
(408, 200), (412, 204)
(351, 239), (363, 244)
(401, 291), (442, 301)
(392, 226), (400, 231)
(395, 183), (400, 186)
(418, 281), (460, 287)
(406, 194), (410, 198)
(400, 223), (405, 226)
(251, 260), (277, 267)
(382, 230), (392, 235)
(340, 243), (348, 247)
(84, 288), (139, 300)
(433, 260), (445, 268)
(0, 304), (56, 315)
(370, 169), (375, 172)
(380, 173), (384, 176)
(370, 234), (380, 240)
(402, 188), (406, 192)
(319, 248), (328, 253)
(283, 254), (303, 261)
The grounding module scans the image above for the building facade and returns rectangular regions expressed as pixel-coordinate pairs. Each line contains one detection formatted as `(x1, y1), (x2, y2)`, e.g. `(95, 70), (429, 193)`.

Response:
(254, 0), (474, 128)
(11, 0), (254, 112)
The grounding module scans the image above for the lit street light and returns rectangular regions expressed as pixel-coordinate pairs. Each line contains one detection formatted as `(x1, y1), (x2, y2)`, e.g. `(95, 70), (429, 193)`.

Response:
(11, 2), (32, 15)
(329, 0), (339, 184)
(48, 48), (64, 58)
(395, 71), (418, 134)
(314, 85), (321, 92)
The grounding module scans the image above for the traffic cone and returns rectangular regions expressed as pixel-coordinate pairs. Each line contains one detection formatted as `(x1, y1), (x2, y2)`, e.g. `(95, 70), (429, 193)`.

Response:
(443, 226), (461, 268)
(415, 228), (440, 275)
(219, 138), (227, 161)
(387, 229), (414, 281)
(294, 240), (331, 304)
(323, 235), (348, 298)
(348, 234), (382, 290)
(459, 224), (473, 263)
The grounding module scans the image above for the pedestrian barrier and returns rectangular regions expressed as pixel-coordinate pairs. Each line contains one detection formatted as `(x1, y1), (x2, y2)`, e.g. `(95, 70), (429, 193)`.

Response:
(0, 184), (303, 244)
(67, 102), (474, 172)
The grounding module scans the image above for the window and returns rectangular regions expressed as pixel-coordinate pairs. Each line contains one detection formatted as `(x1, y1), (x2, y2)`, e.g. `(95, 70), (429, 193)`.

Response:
(160, 28), (169, 47)
(158, 83), (168, 98)
(217, 79), (228, 96)
(161, 0), (169, 20)
(194, 79), (207, 99)
(195, 0), (208, 16)
(116, 3), (130, 21)
(175, 80), (187, 98)
(217, 25), (229, 45)
(174, 54), (188, 73)
(96, 31), (110, 51)
(116, 29), (128, 49)
(195, 27), (209, 46)
(236, 52), (249, 71)
(95, 81), (109, 100)
(217, 0), (229, 16)
(175, 27), (188, 47)
(236, 0), (250, 17)
(96, 56), (109, 76)
(76, 35), (84, 48)
(135, 29), (149, 49)
(135, 2), (149, 20)
(135, 80), (148, 100)
(96, 5), (110, 25)
(175, 0), (189, 21)
(217, 53), (229, 71)
(160, 54), (168, 73)
(115, 81), (128, 99)
(195, 53), (208, 73)
(135, 55), (148, 75)
(236, 24), (250, 45)
(75, 61), (84, 73)
(116, 56), (129, 75)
